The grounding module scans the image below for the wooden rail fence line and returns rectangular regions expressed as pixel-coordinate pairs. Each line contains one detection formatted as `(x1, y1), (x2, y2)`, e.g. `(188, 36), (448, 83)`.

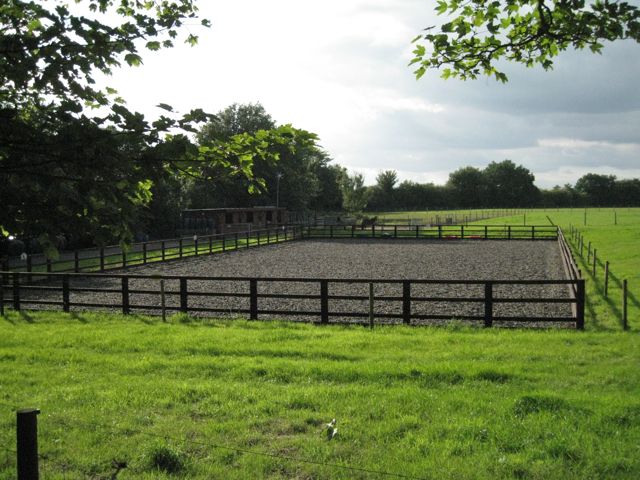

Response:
(0, 271), (585, 329)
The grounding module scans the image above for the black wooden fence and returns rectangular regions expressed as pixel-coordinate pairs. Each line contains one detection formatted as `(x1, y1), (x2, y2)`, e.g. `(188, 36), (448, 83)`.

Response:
(0, 271), (585, 329)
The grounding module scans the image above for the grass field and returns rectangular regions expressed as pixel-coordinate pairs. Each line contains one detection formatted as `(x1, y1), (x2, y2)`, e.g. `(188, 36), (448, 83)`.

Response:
(476, 208), (639, 332)
(1, 312), (639, 479)
(1, 208), (638, 478)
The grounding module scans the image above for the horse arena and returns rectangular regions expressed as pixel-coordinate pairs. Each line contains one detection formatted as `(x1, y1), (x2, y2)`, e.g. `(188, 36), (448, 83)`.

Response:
(16, 239), (575, 325)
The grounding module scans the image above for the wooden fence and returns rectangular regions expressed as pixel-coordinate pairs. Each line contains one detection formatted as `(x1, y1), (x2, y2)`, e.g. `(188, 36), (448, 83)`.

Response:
(3, 225), (558, 279)
(0, 271), (585, 329)
(3, 226), (304, 278)
(303, 224), (559, 240)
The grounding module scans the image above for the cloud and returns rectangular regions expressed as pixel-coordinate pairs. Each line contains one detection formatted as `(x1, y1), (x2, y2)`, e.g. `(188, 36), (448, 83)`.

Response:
(94, 0), (640, 192)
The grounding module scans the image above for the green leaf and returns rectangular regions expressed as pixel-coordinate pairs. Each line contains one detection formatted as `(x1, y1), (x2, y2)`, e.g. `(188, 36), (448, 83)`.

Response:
(124, 53), (143, 66)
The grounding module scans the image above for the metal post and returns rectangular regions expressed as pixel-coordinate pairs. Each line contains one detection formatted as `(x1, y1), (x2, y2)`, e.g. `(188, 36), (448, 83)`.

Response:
(17, 408), (40, 480)
(604, 261), (610, 297)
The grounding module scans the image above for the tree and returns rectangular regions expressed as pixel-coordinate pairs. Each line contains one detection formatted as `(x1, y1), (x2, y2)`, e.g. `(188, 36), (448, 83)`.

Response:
(194, 103), (329, 211)
(410, 0), (640, 82)
(368, 170), (399, 211)
(1, 2), (293, 252)
(447, 166), (488, 207)
(575, 173), (617, 205)
(483, 160), (539, 207)
(341, 172), (370, 214)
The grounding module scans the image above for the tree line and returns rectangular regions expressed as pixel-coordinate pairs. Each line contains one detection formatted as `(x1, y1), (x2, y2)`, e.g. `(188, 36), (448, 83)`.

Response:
(2, 1), (638, 255)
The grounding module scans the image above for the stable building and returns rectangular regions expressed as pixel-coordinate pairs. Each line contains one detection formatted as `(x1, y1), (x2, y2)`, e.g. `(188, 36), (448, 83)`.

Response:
(181, 207), (287, 235)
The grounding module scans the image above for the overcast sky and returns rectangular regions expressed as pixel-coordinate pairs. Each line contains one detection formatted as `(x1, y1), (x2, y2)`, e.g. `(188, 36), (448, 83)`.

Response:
(99, 0), (640, 188)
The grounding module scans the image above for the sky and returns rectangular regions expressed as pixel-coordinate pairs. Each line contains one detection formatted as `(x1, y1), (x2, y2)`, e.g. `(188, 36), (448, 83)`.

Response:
(98, 0), (640, 188)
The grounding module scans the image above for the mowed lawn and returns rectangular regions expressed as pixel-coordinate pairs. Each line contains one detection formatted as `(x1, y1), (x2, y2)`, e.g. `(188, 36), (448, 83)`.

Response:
(478, 208), (640, 331)
(1, 312), (639, 479)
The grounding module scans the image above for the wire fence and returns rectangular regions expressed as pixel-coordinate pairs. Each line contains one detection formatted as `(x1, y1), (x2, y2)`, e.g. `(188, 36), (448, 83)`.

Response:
(568, 225), (632, 329)
(3, 406), (432, 479)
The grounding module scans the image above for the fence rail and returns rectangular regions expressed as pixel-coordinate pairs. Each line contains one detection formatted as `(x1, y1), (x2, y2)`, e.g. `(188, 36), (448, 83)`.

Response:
(303, 224), (559, 240)
(0, 271), (584, 328)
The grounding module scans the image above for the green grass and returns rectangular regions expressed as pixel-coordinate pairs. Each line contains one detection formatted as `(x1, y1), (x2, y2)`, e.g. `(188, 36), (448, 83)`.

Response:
(472, 208), (640, 332)
(1, 312), (639, 479)
(372, 209), (523, 224)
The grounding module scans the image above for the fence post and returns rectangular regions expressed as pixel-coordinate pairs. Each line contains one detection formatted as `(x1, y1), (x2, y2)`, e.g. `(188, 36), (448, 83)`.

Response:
(235, 233), (239, 250)
(62, 275), (70, 313)
(160, 279), (166, 322)
(320, 280), (329, 324)
(484, 282), (493, 328)
(161, 241), (166, 261)
(209, 236), (213, 253)
(17, 408), (40, 480)
(122, 277), (129, 315)
(531, 225), (535, 240)
(100, 247), (105, 271)
(507, 226), (511, 240)
(179, 239), (183, 259)
(369, 282), (374, 329)
(246, 231), (250, 248)
(250, 279), (258, 320)
(587, 242), (591, 262)
(576, 280), (585, 330)
(257, 230), (261, 246)
(73, 250), (79, 273)
(122, 250), (127, 268)
(394, 225), (398, 238)
(623, 279), (628, 331)
(372, 224), (375, 238)
(142, 243), (147, 264)
(351, 225), (355, 238)
(194, 237), (199, 256)
(222, 234), (227, 252)
(13, 272), (20, 311)
(180, 278), (188, 313)
(330, 225), (333, 238)
(604, 261), (609, 297)
(266, 229), (270, 244)
(402, 281), (411, 325)
(26, 256), (32, 283)
(592, 249), (597, 277)
(438, 225), (442, 239)
(461, 225), (464, 239)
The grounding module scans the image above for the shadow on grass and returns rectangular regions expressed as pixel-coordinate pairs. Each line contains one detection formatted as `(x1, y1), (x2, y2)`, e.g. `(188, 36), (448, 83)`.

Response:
(19, 311), (35, 323)
(70, 312), (88, 324)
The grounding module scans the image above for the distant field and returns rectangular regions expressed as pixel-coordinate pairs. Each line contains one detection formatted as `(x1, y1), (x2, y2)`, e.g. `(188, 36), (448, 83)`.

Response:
(477, 208), (639, 331)
(1, 312), (639, 479)
(371, 208), (522, 224)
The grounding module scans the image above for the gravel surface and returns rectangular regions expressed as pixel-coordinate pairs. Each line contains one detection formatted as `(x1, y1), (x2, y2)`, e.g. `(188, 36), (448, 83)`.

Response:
(14, 239), (576, 327)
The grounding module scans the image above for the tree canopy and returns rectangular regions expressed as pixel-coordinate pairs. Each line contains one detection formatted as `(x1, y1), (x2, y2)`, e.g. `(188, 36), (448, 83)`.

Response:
(0, 1), (298, 253)
(410, 0), (640, 82)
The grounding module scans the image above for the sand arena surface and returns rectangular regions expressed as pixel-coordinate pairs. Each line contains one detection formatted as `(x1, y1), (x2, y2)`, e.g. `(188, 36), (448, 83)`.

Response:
(20, 239), (574, 325)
